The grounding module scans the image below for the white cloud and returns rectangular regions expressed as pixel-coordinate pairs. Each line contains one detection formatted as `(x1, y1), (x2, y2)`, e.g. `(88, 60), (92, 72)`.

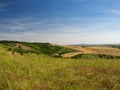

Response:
(92, 8), (120, 15)
(103, 9), (120, 14)
(0, 29), (120, 45)
(0, 17), (44, 31)
(0, 17), (120, 44)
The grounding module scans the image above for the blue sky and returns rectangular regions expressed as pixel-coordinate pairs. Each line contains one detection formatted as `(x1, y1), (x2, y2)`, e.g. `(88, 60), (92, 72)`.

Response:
(0, 0), (120, 44)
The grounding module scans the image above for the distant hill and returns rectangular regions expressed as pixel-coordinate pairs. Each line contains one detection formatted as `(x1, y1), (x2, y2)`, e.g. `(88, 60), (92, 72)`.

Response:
(0, 40), (74, 57)
(73, 44), (120, 49)
(62, 45), (120, 58)
(0, 40), (120, 59)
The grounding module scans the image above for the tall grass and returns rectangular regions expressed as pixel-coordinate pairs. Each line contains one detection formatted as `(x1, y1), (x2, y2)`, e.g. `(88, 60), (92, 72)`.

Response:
(0, 53), (120, 90)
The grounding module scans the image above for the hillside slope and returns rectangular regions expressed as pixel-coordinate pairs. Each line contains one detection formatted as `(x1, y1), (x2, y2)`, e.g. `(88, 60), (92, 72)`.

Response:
(0, 41), (120, 59)
(62, 45), (120, 58)
(0, 41), (74, 57)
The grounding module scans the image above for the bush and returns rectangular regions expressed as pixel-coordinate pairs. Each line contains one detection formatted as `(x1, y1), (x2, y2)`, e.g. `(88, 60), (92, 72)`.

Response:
(71, 54), (120, 59)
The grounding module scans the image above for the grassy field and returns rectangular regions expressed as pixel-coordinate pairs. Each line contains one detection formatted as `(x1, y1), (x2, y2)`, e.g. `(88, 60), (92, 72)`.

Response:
(0, 52), (120, 90)
(0, 41), (120, 90)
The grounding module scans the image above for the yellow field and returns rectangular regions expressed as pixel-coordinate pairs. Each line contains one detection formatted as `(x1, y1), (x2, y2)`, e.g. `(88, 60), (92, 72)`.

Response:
(62, 45), (120, 57)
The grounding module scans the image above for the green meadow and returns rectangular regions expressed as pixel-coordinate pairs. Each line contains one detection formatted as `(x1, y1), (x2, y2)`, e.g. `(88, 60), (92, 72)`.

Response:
(0, 41), (120, 90)
(0, 53), (120, 90)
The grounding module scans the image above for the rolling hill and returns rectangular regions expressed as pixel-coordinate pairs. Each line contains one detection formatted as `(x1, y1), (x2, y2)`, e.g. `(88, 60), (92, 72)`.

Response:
(0, 40), (120, 59)
(0, 41), (120, 89)
(0, 40), (75, 57)
(62, 45), (120, 58)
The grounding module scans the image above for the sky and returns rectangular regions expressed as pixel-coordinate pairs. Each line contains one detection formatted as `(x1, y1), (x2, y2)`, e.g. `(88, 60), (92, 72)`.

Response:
(0, 0), (120, 44)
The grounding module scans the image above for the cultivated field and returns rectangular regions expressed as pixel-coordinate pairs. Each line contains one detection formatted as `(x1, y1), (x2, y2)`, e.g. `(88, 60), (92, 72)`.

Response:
(62, 45), (120, 58)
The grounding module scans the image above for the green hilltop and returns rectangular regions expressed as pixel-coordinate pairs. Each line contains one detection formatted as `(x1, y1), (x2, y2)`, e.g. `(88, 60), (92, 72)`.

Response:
(0, 40), (74, 57)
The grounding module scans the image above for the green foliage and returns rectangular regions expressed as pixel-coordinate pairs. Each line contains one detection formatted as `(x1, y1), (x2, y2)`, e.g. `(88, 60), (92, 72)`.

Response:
(71, 54), (120, 59)
(23, 42), (74, 56)
(0, 40), (74, 57)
